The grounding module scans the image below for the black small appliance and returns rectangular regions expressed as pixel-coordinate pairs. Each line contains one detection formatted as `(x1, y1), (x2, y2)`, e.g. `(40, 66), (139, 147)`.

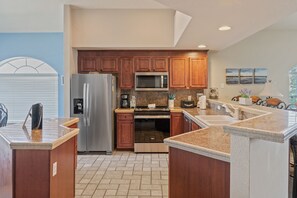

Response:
(120, 94), (130, 108)
(181, 100), (195, 108)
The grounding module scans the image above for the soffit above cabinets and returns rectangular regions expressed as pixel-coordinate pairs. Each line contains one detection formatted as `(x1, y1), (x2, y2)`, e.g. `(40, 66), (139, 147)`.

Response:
(2, 0), (297, 50)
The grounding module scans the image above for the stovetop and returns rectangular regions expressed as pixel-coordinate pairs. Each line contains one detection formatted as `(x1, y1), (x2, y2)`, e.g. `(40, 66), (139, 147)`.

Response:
(134, 106), (169, 112)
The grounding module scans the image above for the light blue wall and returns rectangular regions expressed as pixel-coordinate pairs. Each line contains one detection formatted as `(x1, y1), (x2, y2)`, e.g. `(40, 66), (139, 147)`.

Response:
(0, 33), (64, 116)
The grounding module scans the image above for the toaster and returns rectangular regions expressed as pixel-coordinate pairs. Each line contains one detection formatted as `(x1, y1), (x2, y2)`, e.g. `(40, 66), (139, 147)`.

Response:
(181, 100), (195, 108)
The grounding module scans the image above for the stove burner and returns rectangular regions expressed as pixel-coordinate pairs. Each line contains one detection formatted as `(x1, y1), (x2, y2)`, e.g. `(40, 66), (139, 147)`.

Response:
(134, 106), (169, 112)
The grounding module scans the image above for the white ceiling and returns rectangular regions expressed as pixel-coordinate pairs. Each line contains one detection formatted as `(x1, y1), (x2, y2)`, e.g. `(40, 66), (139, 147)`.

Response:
(268, 12), (297, 30)
(1, 0), (297, 50)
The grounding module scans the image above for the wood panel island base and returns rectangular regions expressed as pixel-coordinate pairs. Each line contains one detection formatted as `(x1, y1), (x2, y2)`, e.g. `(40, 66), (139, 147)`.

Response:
(0, 118), (79, 198)
(169, 148), (230, 198)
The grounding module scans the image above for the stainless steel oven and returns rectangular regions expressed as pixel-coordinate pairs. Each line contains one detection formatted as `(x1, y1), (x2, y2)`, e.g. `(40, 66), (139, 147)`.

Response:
(135, 72), (169, 91)
(134, 107), (170, 152)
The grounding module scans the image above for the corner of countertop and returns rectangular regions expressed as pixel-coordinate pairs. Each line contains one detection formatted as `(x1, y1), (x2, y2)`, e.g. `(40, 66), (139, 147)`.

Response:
(115, 108), (135, 113)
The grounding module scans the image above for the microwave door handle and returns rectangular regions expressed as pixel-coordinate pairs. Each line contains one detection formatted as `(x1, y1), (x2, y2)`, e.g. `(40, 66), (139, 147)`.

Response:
(161, 76), (163, 88)
(83, 83), (87, 126)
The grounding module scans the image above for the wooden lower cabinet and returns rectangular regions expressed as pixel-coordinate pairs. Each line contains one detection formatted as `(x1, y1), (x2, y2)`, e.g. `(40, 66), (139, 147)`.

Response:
(117, 113), (134, 149)
(169, 147), (230, 198)
(191, 121), (201, 131)
(170, 112), (184, 136)
(183, 115), (191, 133)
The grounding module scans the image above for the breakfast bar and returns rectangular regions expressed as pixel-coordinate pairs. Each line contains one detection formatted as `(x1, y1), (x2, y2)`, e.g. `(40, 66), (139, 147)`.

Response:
(0, 118), (79, 198)
(165, 99), (297, 198)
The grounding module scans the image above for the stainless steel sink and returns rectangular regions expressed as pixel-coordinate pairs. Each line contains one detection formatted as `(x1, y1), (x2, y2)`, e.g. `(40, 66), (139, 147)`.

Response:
(195, 115), (238, 126)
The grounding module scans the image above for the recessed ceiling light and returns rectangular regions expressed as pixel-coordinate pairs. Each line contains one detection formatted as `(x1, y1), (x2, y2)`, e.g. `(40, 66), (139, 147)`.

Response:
(197, 44), (207, 48)
(219, 26), (231, 31)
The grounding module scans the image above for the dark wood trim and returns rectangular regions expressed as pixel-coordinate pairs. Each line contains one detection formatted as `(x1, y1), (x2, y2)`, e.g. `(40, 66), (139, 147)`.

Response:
(79, 50), (208, 57)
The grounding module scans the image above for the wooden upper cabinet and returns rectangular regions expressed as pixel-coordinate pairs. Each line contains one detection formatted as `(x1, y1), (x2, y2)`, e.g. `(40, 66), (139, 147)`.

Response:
(135, 56), (168, 72)
(169, 57), (189, 88)
(152, 57), (168, 72)
(78, 54), (100, 73)
(134, 57), (151, 72)
(189, 57), (208, 88)
(119, 57), (134, 89)
(170, 112), (184, 136)
(99, 56), (118, 73)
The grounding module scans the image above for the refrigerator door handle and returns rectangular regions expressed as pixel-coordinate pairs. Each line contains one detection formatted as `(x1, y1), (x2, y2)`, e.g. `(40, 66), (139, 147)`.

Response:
(86, 83), (90, 126)
(83, 83), (87, 126)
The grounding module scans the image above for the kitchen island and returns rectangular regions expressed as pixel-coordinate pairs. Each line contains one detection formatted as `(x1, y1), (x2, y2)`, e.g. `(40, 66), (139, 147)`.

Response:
(165, 100), (297, 198)
(0, 118), (79, 198)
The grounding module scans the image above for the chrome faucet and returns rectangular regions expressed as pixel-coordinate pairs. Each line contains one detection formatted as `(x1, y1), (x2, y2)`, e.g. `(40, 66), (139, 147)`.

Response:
(222, 103), (240, 120)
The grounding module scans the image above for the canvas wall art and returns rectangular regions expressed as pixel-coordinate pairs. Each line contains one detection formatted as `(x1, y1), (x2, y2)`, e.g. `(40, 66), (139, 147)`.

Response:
(226, 68), (239, 84)
(254, 68), (267, 84)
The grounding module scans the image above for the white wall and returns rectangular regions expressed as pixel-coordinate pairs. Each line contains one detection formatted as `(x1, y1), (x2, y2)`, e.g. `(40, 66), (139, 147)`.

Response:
(209, 30), (297, 103)
(71, 9), (174, 48)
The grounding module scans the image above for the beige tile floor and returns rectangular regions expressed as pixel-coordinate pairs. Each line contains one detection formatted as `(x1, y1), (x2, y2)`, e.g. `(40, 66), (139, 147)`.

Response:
(75, 151), (168, 198)
(76, 150), (294, 198)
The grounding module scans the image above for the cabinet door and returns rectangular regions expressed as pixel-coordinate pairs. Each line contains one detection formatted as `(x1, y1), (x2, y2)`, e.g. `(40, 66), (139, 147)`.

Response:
(169, 57), (189, 88)
(189, 57), (208, 88)
(170, 112), (184, 136)
(135, 57), (151, 72)
(117, 114), (134, 149)
(78, 56), (100, 73)
(184, 116), (191, 133)
(119, 57), (134, 89)
(191, 121), (201, 131)
(152, 57), (168, 72)
(100, 56), (118, 73)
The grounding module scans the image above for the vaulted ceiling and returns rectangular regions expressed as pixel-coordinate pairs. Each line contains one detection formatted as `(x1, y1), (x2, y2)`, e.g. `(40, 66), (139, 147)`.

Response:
(1, 0), (297, 50)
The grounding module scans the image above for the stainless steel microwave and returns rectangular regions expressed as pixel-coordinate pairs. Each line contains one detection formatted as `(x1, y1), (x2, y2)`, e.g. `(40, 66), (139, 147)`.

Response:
(135, 72), (169, 91)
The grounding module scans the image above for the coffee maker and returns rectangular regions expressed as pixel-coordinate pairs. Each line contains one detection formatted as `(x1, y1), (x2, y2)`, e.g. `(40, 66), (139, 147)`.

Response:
(120, 94), (130, 108)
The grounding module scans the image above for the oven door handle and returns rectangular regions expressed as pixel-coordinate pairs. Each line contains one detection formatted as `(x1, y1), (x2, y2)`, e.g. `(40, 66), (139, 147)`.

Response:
(134, 115), (170, 119)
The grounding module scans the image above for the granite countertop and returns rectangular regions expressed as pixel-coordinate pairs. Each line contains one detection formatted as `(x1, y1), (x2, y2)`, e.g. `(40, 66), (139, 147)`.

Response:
(165, 107), (231, 162)
(0, 118), (79, 150)
(165, 99), (297, 162)
(115, 108), (134, 113)
(209, 99), (297, 143)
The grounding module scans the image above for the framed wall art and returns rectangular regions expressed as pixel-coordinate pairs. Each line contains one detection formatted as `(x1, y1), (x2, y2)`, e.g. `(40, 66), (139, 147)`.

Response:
(254, 68), (267, 84)
(226, 68), (239, 84)
(240, 68), (253, 84)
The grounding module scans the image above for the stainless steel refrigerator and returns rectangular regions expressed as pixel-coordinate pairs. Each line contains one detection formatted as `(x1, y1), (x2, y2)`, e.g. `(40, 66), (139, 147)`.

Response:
(70, 74), (116, 154)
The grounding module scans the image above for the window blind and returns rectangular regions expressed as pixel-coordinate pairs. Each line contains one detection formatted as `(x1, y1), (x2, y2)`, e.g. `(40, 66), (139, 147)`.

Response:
(0, 74), (58, 123)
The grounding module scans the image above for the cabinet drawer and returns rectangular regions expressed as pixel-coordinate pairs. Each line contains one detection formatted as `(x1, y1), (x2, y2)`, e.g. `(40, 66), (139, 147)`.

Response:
(117, 113), (133, 121)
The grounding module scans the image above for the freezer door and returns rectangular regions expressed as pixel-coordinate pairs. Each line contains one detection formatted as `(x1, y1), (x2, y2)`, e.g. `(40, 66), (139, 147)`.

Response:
(70, 74), (88, 152)
(87, 74), (113, 152)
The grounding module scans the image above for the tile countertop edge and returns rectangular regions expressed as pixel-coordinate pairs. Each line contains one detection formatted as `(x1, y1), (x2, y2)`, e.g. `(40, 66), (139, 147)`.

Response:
(223, 125), (284, 143)
(223, 122), (297, 143)
(62, 117), (80, 127)
(115, 108), (135, 113)
(208, 99), (297, 142)
(8, 118), (80, 150)
(164, 138), (230, 162)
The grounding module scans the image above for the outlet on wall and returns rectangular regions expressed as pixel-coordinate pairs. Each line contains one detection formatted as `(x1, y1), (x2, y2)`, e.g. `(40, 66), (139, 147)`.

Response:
(53, 162), (57, 176)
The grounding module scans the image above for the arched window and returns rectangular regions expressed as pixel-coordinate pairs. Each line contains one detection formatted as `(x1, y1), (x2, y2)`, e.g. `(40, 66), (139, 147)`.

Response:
(0, 57), (58, 123)
(289, 66), (297, 104)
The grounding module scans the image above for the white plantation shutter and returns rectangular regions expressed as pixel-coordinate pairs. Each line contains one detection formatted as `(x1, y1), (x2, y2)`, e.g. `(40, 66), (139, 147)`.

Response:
(0, 57), (58, 123)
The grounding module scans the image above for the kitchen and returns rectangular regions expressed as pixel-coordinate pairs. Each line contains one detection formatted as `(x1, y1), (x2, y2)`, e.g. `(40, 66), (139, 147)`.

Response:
(71, 49), (295, 198)
(1, 1), (297, 198)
